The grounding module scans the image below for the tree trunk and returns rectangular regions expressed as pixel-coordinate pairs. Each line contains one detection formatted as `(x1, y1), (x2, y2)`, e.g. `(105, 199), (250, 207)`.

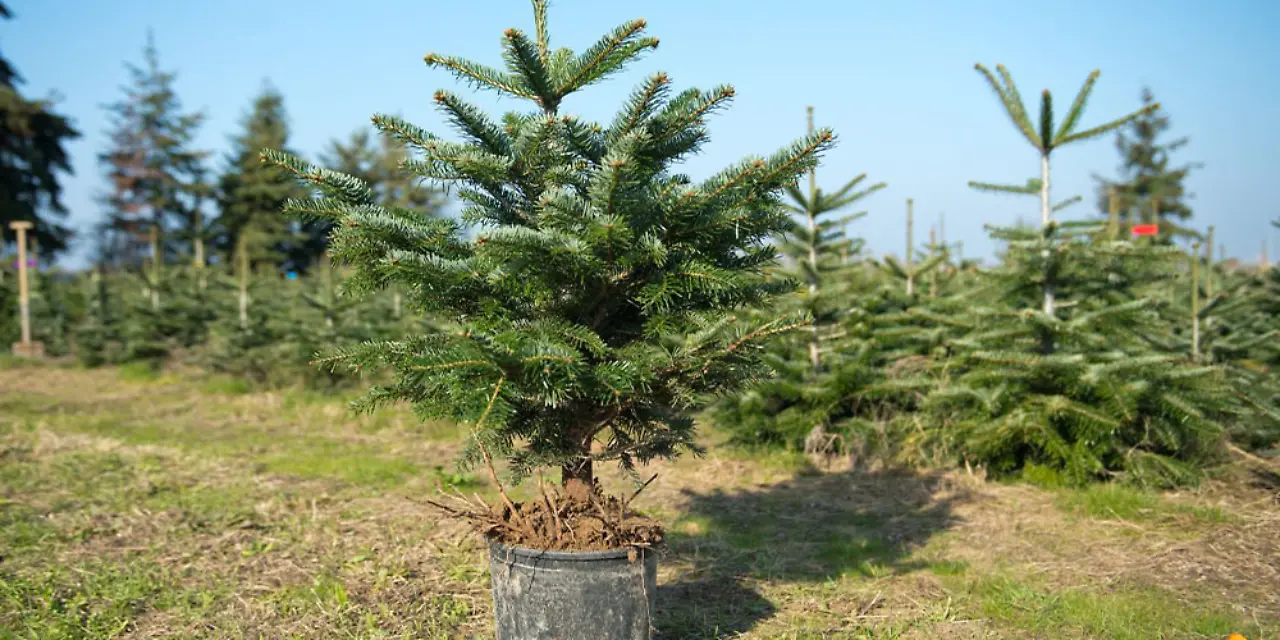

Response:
(1039, 153), (1055, 317)
(1191, 242), (1201, 361)
(1205, 227), (1215, 298)
(193, 209), (207, 290)
(805, 106), (820, 372)
(561, 458), (594, 487)
(236, 234), (249, 330)
(905, 198), (914, 297)
(928, 227), (937, 299)
(149, 224), (161, 311)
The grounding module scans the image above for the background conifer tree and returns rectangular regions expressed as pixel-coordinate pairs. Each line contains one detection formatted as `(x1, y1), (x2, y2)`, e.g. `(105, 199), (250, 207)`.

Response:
(715, 106), (885, 451)
(214, 84), (310, 274)
(264, 0), (834, 489)
(0, 2), (80, 259)
(96, 32), (209, 271)
(1092, 88), (1201, 243)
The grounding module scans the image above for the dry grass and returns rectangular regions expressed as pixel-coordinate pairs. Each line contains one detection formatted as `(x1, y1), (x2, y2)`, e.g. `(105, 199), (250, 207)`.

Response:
(1, 364), (1277, 639)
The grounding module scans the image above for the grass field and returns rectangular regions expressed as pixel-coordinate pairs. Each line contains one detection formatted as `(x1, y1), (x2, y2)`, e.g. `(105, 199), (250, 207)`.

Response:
(1, 359), (1278, 639)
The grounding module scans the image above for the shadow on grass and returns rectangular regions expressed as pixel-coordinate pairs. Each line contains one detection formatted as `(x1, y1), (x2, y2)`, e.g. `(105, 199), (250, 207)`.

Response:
(655, 467), (974, 637)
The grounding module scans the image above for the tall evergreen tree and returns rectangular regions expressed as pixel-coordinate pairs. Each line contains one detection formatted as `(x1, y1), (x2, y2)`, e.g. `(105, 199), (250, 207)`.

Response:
(214, 83), (309, 273)
(96, 32), (209, 270)
(974, 64), (1156, 316)
(1093, 88), (1201, 243)
(0, 2), (81, 258)
(263, 0), (834, 491)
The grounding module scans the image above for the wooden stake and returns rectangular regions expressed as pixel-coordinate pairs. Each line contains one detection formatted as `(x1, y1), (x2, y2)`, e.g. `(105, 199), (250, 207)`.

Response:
(9, 221), (42, 358)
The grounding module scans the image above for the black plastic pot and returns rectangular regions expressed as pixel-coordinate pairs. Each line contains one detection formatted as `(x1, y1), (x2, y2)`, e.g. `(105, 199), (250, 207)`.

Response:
(488, 540), (658, 639)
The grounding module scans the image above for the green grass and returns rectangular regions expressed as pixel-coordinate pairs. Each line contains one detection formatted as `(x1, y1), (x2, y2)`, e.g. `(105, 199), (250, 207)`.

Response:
(961, 575), (1263, 640)
(200, 375), (254, 395)
(0, 559), (184, 639)
(117, 360), (160, 382)
(2, 366), (1276, 639)
(1056, 483), (1236, 525)
(716, 444), (823, 476)
(260, 441), (418, 488)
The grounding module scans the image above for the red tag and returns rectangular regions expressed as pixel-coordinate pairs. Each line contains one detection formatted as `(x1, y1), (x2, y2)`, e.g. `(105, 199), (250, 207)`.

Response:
(1131, 223), (1158, 237)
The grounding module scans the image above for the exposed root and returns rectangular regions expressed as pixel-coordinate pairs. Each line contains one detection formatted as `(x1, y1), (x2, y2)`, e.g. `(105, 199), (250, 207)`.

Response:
(427, 477), (664, 552)
(428, 408), (663, 551)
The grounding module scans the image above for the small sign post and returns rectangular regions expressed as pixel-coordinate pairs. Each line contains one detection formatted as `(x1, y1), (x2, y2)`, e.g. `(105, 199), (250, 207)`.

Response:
(1131, 223), (1159, 237)
(9, 221), (44, 359)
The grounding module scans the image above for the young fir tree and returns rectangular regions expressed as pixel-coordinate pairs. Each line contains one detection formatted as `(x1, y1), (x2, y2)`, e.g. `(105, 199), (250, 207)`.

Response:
(96, 32), (209, 272)
(715, 107), (885, 451)
(1169, 258), (1280, 450)
(973, 64), (1158, 316)
(215, 83), (310, 274)
(1092, 88), (1201, 243)
(263, 0), (833, 505)
(0, 2), (81, 258)
(872, 198), (949, 300)
(75, 266), (125, 366)
(202, 236), (289, 384)
(275, 254), (379, 389)
(913, 66), (1234, 487)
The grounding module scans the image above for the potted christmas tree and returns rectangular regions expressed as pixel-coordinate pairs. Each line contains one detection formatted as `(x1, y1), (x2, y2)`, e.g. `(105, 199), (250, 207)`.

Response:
(263, 1), (833, 637)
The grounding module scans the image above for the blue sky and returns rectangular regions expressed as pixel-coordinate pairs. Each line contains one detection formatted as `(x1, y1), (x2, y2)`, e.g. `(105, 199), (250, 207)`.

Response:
(7, 0), (1280, 269)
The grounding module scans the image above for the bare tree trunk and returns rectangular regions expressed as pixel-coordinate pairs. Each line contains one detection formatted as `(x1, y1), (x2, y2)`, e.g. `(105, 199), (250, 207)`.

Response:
(1205, 227), (1215, 298)
(149, 224), (161, 311)
(1191, 242), (1201, 361)
(561, 458), (594, 488)
(193, 209), (206, 291)
(805, 106), (820, 372)
(236, 234), (249, 330)
(1107, 187), (1119, 240)
(928, 226), (937, 299)
(1040, 154), (1054, 316)
(905, 198), (915, 297)
(322, 253), (335, 330)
